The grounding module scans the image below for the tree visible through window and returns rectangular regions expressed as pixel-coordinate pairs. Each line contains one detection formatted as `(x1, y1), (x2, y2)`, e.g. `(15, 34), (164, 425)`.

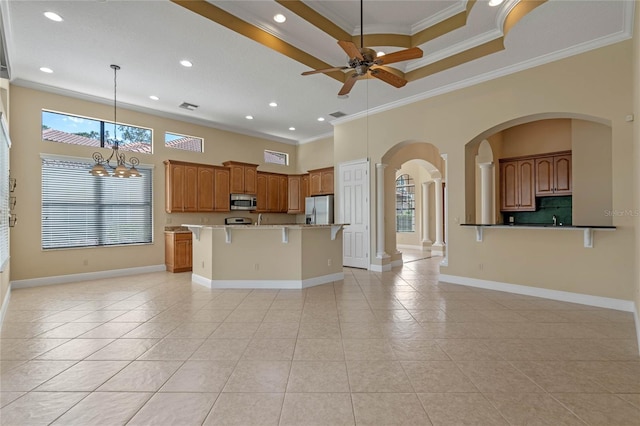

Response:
(396, 174), (415, 232)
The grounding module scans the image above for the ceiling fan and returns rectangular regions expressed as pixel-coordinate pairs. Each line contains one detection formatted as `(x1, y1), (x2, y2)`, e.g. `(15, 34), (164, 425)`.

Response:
(301, 0), (423, 96)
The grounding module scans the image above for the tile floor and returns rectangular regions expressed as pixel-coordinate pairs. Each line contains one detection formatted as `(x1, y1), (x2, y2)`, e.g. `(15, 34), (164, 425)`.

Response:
(0, 255), (639, 425)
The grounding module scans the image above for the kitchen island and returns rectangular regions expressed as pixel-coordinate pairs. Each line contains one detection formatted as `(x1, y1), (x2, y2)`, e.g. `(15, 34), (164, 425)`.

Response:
(183, 224), (345, 289)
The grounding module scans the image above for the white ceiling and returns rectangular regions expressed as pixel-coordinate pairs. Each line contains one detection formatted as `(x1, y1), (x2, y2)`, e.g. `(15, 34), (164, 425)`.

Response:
(0, 0), (634, 145)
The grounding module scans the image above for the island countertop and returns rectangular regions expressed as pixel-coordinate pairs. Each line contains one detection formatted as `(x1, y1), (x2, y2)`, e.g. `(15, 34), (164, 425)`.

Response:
(182, 223), (347, 229)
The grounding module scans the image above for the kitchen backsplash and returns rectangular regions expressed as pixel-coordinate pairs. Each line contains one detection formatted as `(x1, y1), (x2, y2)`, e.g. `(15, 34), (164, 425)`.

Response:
(504, 196), (572, 225)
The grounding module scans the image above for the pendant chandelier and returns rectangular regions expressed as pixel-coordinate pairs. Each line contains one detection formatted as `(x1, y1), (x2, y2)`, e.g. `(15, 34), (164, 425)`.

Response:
(90, 64), (141, 178)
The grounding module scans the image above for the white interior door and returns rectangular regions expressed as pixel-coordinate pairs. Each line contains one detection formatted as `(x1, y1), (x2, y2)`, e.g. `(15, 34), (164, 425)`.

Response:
(338, 159), (369, 269)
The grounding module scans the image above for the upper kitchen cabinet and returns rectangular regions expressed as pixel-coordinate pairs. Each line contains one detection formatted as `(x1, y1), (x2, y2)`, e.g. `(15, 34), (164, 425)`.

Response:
(197, 166), (214, 212)
(535, 152), (572, 196)
(213, 166), (230, 212)
(500, 158), (535, 212)
(308, 167), (334, 196)
(223, 161), (258, 194)
(287, 174), (309, 214)
(165, 160), (198, 213)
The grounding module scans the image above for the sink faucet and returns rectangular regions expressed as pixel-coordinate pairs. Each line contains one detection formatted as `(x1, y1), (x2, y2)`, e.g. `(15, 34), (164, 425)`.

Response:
(257, 213), (263, 226)
(552, 215), (557, 226)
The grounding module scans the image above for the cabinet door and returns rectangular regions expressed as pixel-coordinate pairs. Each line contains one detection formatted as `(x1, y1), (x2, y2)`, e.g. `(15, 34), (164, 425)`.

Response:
(500, 161), (519, 211)
(213, 167), (230, 212)
(518, 159), (536, 211)
(554, 154), (572, 195)
(184, 165), (198, 212)
(228, 164), (245, 193)
(197, 166), (214, 212)
(302, 174), (310, 200)
(166, 163), (184, 213)
(256, 173), (268, 212)
(278, 175), (288, 212)
(244, 167), (258, 195)
(321, 169), (334, 194)
(535, 157), (554, 196)
(309, 172), (322, 196)
(267, 174), (280, 212)
(175, 234), (192, 270)
(288, 175), (301, 213)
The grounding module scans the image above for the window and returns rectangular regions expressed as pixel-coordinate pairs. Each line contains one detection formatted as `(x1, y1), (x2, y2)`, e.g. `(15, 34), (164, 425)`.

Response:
(42, 110), (152, 154)
(396, 174), (415, 232)
(41, 156), (153, 250)
(264, 149), (289, 165)
(165, 132), (203, 152)
(0, 114), (10, 270)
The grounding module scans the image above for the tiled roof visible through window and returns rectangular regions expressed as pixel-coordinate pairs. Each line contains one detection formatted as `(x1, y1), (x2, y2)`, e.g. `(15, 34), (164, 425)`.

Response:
(42, 129), (152, 153)
(165, 136), (202, 152)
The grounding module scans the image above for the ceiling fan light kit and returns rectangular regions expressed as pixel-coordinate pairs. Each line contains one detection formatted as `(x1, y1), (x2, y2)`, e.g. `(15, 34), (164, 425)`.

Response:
(301, 0), (423, 96)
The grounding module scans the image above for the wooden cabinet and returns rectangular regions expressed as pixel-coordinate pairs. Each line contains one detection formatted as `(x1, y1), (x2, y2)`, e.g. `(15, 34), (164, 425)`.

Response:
(197, 166), (214, 212)
(223, 161), (258, 194)
(213, 166), (230, 212)
(288, 174), (309, 214)
(164, 232), (192, 273)
(165, 160), (230, 213)
(278, 174), (288, 212)
(308, 167), (334, 196)
(257, 172), (288, 213)
(535, 152), (572, 196)
(500, 159), (535, 212)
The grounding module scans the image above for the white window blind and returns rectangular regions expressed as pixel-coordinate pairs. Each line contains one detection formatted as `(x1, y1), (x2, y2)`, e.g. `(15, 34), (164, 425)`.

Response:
(41, 157), (153, 250)
(0, 114), (10, 270)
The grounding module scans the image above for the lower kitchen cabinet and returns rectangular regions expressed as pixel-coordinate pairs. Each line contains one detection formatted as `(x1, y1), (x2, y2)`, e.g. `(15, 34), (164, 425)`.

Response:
(165, 231), (192, 273)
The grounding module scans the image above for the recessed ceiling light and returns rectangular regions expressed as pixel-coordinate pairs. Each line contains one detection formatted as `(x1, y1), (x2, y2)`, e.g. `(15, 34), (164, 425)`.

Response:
(149, 95), (159, 101)
(44, 12), (63, 22)
(39, 67), (53, 73)
(269, 102), (278, 107)
(273, 14), (286, 23)
(289, 127), (295, 131)
(317, 117), (325, 122)
(376, 51), (385, 57)
(488, 0), (504, 6)
(246, 115), (254, 120)
(180, 60), (193, 67)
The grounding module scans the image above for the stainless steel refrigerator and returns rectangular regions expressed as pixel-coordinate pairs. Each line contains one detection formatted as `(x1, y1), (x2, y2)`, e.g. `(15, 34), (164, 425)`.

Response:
(305, 195), (334, 225)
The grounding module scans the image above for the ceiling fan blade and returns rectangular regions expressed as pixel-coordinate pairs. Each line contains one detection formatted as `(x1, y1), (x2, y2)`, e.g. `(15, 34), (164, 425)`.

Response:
(375, 47), (423, 66)
(369, 68), (407, 88)
(301, 66), (348, 76)
(338, 74), (359, 96)
(338, 40), (364, 60)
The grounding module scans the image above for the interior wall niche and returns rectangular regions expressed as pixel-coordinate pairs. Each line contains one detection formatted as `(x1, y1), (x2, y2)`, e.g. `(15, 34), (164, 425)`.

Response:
(464, 114), (612, 226)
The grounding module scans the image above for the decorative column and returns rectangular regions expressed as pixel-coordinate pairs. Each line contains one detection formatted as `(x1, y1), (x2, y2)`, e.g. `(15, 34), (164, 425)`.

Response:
(432, 177), (444, 254)
(421, 181), (432, 245)
(376, 163), (389, 259)
(479, 162), (495, 224)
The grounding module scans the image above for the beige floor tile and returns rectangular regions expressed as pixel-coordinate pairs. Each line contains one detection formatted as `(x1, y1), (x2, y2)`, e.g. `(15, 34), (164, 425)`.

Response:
(435, 339), (504, 361)
(402, 361), (478, 393)
(0, 391), (25, 408)
(340, 322), (384, 339)
(85, 338), (160, 360)
(617, 393), (640, 409)
(36, 338), (114, 360)
(128, 392), (217, 426)
(262, 309), (302, 323)
(121, 321), (180, 338)
(97, 360), (182, 391)
(287, 361), (350, 392)
(203, 392), (284, 425)
(552, 393), (640, 425)
(293, 338), (345, 361)
(40, 310), (95, 323)
(407, 309), (449, 323)
(0, 391), (88, 425)
(210, 322), (260, 339)
(0, 338), (69, 360)
(223, 309), (268, 323)
(51, 391), (151, 425)
(485, 393), (586, 425)
(160, 360), (235, 392)
(280, 393), (354, 426)
(253, 321), (299, 339)
(298, 321), (341, 338)
(352, 393), (432, 425)
(77, 321), (141, 338)
(510, 360), (608, 393)
(71, 310), (128, 322)
(35, 360), (129, 391)
(165, 321), (221, 338)
(190, 338), (250, 361)
(346, 360), (413, 392)
(572, 361), (640, 393)
(456, 360), (546, 393)
(222, 360), (290, 392)
(418, 393), (509, 425)
(36, 322), (101, 338)
(0, 360), (77, 391)
(138, 338), (205, 360)
(109, 309), (159, 322)
(241, 338), (296, 361)
(187, 309), (234, 322)
(342, 338), (395, 360)
(0, 322), (65, 338)
(389, 339), (450, 361)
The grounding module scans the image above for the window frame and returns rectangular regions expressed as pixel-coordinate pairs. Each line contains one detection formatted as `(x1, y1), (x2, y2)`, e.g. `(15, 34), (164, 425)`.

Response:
(0, 113), (10, 271)
(264, 149), (289, 166)
(164, 131), (204, 153)
(395, 174), (416, 233)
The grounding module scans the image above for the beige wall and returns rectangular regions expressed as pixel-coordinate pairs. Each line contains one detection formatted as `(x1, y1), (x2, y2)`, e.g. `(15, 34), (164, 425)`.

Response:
(8, 85), (303, 281)
(633, 2), (640, 345)
(500, 119), (572, 158)
(296, 136), (333, 174)
(335, 40), (635, 300)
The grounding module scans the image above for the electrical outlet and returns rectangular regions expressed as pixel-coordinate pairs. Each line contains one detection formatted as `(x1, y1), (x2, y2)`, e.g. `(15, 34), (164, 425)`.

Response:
(478, 263), (484, 271)
(327, 259), (332, 266)
(201, 261), (204, 268)
(254, 263), (259, 271)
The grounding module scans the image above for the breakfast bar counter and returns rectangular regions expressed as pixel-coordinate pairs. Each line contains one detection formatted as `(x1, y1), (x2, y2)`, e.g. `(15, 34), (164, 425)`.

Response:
(183, 224), (345, 289)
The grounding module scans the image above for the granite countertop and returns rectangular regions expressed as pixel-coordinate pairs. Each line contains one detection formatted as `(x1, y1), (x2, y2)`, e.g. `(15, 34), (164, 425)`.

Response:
(164, 226), (192, 233)
(182, 223), (347, 229)
(461, 223), (616, 229)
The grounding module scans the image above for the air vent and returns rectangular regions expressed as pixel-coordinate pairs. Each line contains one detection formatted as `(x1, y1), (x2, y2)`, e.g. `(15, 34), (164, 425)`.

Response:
(329, 111), (347, 118)
(179, 102), (199, 111)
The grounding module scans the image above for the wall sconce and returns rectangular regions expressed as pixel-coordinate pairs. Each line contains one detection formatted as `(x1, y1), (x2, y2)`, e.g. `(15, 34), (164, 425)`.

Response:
(8, 213), (17, 227)
(9, 177), (16, 192)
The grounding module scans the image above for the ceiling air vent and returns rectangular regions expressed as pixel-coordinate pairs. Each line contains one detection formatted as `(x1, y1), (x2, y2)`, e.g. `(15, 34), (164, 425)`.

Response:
(179, 102), (199, 111)
(329, 111), (347, 118)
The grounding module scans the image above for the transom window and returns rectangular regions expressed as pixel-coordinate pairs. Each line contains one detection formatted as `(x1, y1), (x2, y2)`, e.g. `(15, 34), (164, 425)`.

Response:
(165, 132), (203, 152)
(396, 174), (415, 233)
(264, 149), (289, 165)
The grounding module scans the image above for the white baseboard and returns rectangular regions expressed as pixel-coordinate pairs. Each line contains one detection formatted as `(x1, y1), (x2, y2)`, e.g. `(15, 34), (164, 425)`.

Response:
(439, 274), (635, 312)
(633, 306), (640, 355)
(369, 263), (392, 272)
(11, 265), (167, 289)
(0, 282), (11, 327)
(391, 259), (403, 267)
(192, 272), (345, 290)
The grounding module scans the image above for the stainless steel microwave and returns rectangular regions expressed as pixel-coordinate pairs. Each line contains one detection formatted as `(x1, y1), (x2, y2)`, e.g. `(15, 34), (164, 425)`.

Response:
(230, 193), (257, 210)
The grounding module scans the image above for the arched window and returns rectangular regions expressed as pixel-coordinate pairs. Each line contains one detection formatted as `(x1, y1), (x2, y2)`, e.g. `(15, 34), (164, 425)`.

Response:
(396, 174), (415, 232)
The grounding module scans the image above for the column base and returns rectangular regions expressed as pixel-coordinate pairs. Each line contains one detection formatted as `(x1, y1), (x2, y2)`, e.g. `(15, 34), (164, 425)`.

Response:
(431, 242), (445, 255)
